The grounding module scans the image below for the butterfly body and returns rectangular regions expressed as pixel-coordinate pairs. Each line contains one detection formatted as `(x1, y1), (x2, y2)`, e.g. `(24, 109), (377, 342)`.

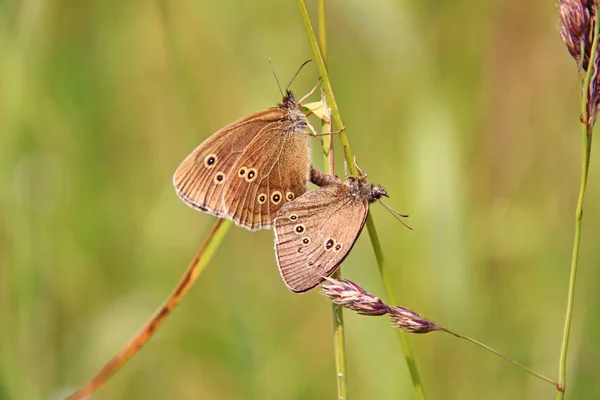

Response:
(173, 90), (311, 230)
(274, 172), (387, 293)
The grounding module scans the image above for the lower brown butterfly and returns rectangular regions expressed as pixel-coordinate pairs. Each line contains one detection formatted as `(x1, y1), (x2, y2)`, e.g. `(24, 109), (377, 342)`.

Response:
(274, 168), (410, 293)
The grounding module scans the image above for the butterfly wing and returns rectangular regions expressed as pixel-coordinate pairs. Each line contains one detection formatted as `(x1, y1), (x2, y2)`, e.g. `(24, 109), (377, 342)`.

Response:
(173, 108), (286, 217)
(222, 123), (310, 230)
(274, 183), (369, 292)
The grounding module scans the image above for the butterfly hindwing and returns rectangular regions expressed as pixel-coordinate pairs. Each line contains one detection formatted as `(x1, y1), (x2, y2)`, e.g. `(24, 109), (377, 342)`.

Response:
(223, 124), (310, 230)
(274, 182), (370, 292)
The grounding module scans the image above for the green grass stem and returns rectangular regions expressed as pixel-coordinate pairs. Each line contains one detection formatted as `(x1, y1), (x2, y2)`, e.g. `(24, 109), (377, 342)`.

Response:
(556, 13), (600, 399)
(296, 1), (426, 398)
(316, 1), (348, 399)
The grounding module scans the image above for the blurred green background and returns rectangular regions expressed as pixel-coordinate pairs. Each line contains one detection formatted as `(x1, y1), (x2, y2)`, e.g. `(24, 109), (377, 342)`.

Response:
(1, 1), (599, 399)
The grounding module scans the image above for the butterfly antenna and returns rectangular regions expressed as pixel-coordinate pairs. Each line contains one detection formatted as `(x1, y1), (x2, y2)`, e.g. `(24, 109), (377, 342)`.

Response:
(380, 200), (413, 230)
(286, 59), (313, 91)
(269, 57), (285, 98)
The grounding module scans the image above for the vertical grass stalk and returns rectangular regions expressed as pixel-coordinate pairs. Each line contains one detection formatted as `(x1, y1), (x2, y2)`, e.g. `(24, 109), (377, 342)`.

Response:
(365, 216), (427, 399)
(556, 15), (599, 397)
(316, 2), (348, 399)
(296, 1), (426, 398)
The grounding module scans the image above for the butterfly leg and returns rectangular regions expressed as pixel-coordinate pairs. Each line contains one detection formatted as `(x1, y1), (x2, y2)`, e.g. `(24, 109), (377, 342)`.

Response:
(306, 122), (325, 146)
(303, 90), (344, 138)
(299, 77), (322, 104)
(305, 120), (343, 138)
(312, 127), (345, 137)
(353, 155), (367, 178)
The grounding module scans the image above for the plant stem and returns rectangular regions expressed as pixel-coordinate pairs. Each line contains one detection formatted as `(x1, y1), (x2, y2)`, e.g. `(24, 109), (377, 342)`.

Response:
(66, 219), (231, 400)
(331, 296), (348, 400)
(318, 0), (328, 67)
(557, 17), (599, 398)
(366, 216), (427, 399)
(296, 1), (425, 398)
(296, 0), (355, 176)
(439, 327), (559, 389)
(317, 2), (347, 399)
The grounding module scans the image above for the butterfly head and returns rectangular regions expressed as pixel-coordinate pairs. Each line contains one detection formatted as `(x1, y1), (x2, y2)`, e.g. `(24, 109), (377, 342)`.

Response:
(348, 176), (388, 203)
(370, 184), (389, 201)
(347, 176), (411, 229)
(280, 90), (298, 110)
(279, 90), (309, 133)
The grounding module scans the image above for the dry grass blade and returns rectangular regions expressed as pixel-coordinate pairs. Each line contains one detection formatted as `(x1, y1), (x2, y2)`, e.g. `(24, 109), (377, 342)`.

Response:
(66, 219), (231, 399)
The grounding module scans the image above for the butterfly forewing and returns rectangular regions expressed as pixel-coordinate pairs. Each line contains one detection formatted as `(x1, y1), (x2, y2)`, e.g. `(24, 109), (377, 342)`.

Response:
(173, 106), (296, 220)
(223, 124), (310, 230)
(274, 182), (370, 292)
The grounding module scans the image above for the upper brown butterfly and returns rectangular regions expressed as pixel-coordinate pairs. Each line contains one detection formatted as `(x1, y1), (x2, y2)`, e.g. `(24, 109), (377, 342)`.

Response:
(274, 169), (404, 293)
(173, 90), (312, 230)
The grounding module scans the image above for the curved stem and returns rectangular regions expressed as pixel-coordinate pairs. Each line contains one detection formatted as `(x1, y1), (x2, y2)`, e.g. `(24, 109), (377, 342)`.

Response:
(66, 220), (231, 399)
(296, 1), (426, 399)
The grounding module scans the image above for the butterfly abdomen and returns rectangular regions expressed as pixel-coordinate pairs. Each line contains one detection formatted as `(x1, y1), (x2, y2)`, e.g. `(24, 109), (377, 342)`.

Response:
(310, 168), (342, 188)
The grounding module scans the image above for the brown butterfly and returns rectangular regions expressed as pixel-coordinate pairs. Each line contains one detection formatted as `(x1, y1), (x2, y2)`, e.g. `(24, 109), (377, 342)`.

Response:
(274, 168), (410, 293)
(173, 89), (318, 230)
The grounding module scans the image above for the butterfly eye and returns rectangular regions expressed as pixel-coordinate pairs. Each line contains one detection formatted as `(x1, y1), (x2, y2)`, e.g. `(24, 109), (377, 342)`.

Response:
(245, 168), (258, 182)
(294, 224), (305, 234)
(286, 192), (295, 201)
(213, 172), (226, 184)
(324, 238), (335, 251)
(204, 154), (217, 168)
(289, 214), (298, 221)
(302, 237), (310, 245)
(271, 191), (282, 205)
(257, 193), (267, 204)
(238, 167), (246, 177)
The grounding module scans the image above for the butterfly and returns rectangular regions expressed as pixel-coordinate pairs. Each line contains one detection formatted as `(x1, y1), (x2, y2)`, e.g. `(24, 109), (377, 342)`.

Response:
(273, 168), (409, 293)
(173, 89), (317, 230)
